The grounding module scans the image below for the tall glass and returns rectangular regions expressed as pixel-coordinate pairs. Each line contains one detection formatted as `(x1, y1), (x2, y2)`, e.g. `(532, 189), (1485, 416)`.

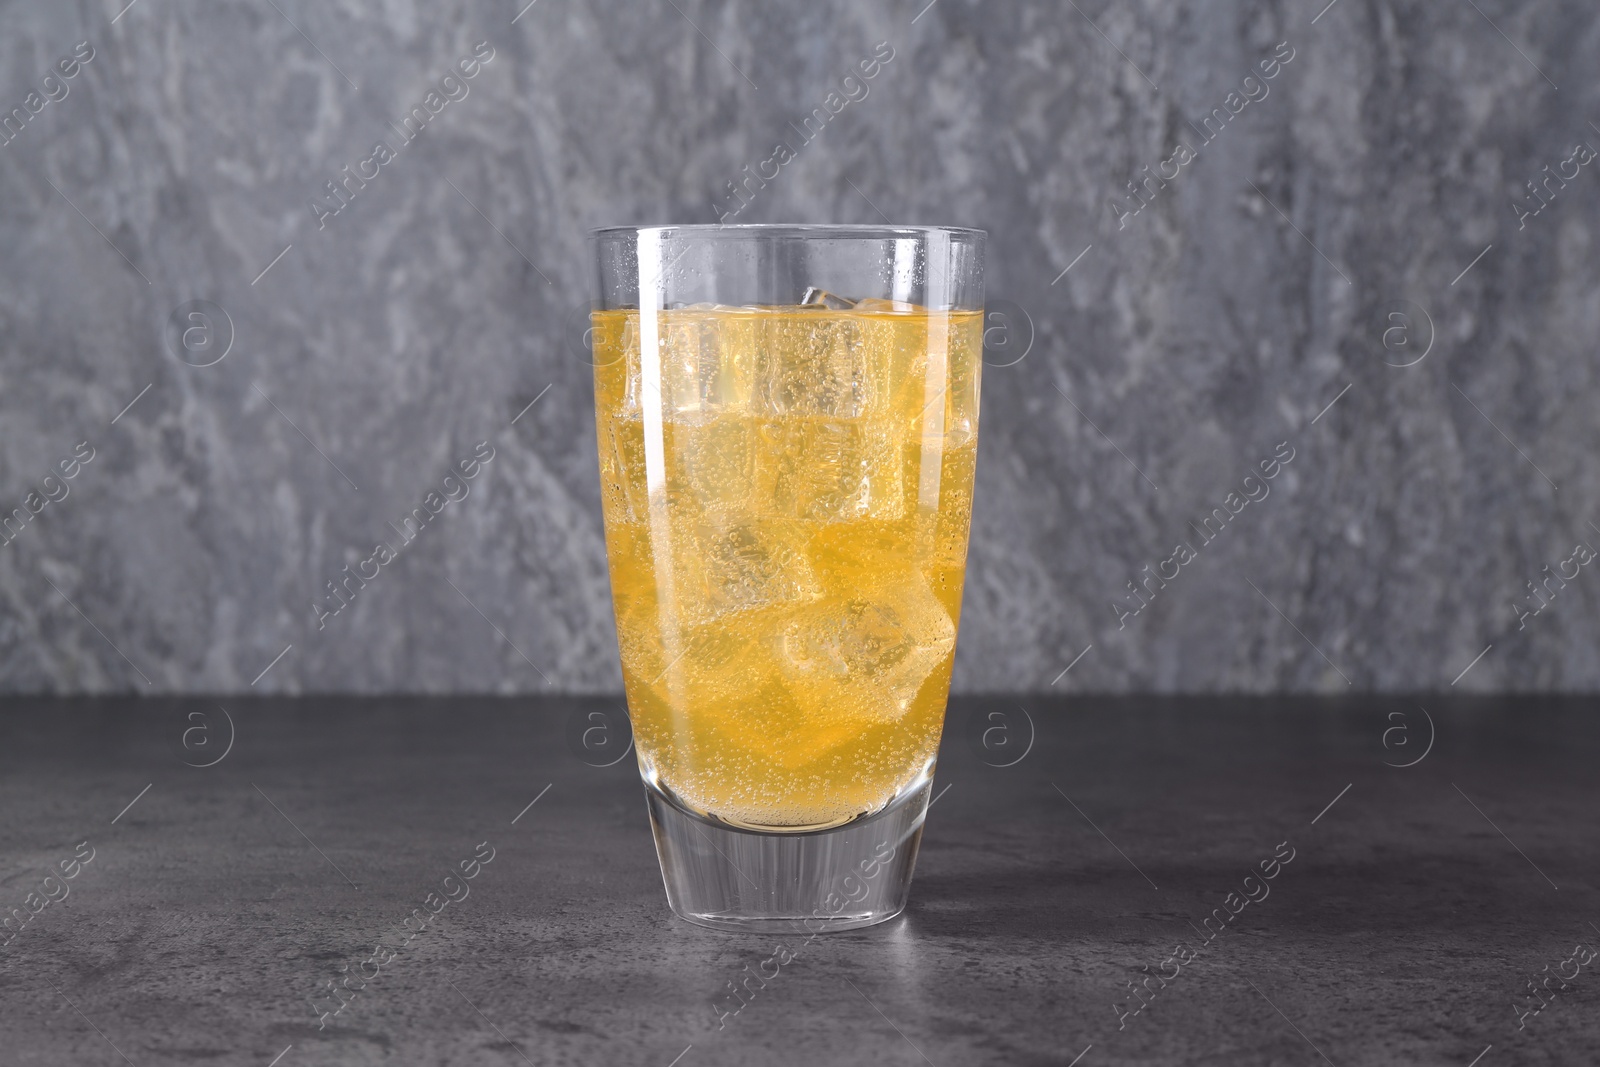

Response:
(590, 225), (984, 932)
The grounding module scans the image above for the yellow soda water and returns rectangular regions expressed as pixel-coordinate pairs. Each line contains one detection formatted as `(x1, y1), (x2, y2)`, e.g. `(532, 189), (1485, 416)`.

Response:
(593, 302), (981, 829)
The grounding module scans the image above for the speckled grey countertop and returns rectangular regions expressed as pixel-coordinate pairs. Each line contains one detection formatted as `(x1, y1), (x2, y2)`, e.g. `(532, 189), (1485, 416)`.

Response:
(0, 696), (1594, 1065)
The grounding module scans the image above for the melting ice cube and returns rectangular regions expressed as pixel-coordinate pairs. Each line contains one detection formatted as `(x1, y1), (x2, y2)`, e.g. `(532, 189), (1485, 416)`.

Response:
(774, 572), (954, 722)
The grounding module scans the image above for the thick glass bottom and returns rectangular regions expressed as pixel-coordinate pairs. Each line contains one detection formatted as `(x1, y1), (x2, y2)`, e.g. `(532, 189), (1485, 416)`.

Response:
(643, 774), (932, 933)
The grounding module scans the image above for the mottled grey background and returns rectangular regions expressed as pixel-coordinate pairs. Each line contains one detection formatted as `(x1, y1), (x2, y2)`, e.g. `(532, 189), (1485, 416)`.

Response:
(0, 0), (1596, 694)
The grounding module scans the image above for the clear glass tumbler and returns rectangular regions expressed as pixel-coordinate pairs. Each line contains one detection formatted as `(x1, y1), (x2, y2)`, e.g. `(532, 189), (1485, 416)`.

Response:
(589, 225), (984, 932)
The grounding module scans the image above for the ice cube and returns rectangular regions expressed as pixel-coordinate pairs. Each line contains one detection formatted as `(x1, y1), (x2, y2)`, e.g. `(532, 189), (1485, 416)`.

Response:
(615, 610), (666, 686)
(668, 415), (756, 512)
(756, 312), (884, 418)
(941, 309), (982, 449)
(850, 297), (920, 313)
(635, 616), (865, 772)
(728, 677), (866, 770)
(658, 309), (757, 420)
(759, 417), (908, 522)
(800, 288), (857, 310)
(671, 512), (822, 625)
(611, 579), (671, 687)
(773, 572), (955, 722)
(600, 413), (651, 523)
(932, 444), (977, 569)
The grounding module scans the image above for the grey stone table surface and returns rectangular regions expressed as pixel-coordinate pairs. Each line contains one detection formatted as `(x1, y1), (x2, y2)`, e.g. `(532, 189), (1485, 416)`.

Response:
(0, 695), (1595, 1066)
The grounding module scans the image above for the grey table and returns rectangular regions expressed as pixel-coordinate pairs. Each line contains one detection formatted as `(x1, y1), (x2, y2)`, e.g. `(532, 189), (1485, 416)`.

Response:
(0, 696), (1594, 1066)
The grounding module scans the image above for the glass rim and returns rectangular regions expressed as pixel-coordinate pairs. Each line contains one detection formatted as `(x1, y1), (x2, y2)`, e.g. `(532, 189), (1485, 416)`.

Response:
(588, 223), (986, 242)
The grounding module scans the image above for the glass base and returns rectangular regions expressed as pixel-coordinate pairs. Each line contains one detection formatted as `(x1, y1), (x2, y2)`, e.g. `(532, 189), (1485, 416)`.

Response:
(644, 776), (932, 933)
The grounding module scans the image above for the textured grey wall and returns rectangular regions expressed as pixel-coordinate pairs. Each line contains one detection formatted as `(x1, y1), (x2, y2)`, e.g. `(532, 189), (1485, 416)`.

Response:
(1, 0), (1597, 694)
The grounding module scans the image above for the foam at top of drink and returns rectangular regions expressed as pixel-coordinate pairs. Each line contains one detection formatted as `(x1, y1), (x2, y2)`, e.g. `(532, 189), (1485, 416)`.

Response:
(660, 298), (934, 313)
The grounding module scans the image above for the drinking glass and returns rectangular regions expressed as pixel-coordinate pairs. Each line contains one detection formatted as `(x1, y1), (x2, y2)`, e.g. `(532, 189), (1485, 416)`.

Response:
(589, 224), (984, 932)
